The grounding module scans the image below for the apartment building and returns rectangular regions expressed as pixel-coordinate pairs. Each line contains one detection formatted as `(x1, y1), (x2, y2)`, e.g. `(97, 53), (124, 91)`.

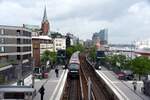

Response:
(0, 25), (32, 84)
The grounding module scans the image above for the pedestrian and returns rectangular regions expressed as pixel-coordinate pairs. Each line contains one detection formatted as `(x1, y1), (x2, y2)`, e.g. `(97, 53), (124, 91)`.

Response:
(132, 79), (137, 92)
(39, 85), (45, 100)
(55, 67), (59, 78)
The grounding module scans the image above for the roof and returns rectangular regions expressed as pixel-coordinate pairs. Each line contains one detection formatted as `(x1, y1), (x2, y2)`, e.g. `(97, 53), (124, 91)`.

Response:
(0, 25), (32, 32)
(134, 48), (150, 55)
(32, 35), (52, 40)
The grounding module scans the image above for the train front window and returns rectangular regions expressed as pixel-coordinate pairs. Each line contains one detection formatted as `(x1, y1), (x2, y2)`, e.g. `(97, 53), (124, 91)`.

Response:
(69, 64), (79, 69)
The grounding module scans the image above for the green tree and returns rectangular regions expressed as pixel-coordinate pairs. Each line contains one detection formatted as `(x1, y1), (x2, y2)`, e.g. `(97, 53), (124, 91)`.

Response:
(105, 54), (129, 70)
(131, 56), (150, 80)
(89, 46), (96, 61)
(49, 52), (57, 64)
(66, 44), (85, 59)
(41, 50), (56, 65)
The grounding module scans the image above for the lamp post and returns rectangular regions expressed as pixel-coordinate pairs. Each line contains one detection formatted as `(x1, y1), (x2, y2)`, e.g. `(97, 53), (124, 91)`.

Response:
(31, 58), (35, 88)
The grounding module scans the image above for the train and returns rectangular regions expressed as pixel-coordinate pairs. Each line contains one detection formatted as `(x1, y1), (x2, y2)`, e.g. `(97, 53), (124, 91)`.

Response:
(68, 51), (80, 77)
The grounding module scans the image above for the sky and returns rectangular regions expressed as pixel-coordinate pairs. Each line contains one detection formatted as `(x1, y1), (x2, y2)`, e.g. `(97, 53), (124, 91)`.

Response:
(0, 0), (150, 44)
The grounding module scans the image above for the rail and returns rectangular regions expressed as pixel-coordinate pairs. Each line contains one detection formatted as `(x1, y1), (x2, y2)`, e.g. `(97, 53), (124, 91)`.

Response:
(80, 54), (109, 100)
(86, 56), (129, 100)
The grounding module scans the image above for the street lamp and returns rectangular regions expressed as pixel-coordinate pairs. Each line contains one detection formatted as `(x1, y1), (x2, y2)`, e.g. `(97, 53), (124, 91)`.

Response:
(31, 58), (35, 88)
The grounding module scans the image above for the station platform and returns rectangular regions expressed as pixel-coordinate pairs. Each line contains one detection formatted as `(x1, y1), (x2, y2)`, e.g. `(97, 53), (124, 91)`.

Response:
(34, 68), (68, 100)
(96, 68), (150, 100)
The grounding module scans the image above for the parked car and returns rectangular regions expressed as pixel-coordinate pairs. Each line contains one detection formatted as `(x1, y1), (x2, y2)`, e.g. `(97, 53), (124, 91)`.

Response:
(116, 72), (126, 80)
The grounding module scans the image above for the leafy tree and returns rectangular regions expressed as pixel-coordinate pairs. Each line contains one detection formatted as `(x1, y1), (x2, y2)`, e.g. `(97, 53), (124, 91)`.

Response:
(41, 50), (56, 65)
(49, 52), (57, 64)
(66, 44), (85, 59)
(131, 56), (150, 80)
(105, 54), (129, 71)
(89, 46), (96, 61)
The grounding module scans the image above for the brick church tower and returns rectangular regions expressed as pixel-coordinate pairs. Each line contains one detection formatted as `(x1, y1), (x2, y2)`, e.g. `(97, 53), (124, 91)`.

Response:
(41, 6), (49, 35)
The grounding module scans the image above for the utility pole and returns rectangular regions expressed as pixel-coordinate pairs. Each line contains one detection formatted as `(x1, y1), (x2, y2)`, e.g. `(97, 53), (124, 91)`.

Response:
(32, 58), (35, 88)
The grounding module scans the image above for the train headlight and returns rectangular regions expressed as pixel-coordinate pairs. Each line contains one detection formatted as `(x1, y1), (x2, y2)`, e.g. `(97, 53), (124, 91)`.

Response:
(70, 70), (78, 73)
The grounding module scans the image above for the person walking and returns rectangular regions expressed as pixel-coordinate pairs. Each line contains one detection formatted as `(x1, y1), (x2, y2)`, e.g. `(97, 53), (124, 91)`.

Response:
(55, 67), (59, 78)
(132, 79), (137, 92)
(39, 85), (45, 100)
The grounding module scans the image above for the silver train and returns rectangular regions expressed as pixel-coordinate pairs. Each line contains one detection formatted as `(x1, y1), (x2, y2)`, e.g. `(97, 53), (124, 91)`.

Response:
(68, 51), (80, 77)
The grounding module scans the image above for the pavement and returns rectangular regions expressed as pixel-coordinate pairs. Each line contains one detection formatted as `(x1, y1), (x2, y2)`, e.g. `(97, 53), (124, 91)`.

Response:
(33, 68), (64, 100)
(97, 67), (150, 100)
(123, 81), (150, 100)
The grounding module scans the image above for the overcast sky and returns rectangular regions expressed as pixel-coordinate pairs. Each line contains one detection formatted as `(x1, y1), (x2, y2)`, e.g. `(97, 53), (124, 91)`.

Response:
(0, 0), (150, 44)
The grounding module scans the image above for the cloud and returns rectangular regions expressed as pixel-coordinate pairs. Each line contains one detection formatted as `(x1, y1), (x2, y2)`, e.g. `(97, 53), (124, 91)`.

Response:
(109, 0), (150, 43)
(0, 0), (150, 44)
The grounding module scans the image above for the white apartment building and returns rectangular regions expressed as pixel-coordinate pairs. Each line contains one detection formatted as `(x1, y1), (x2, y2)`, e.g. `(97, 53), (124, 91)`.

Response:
(53, 37), (66, 52)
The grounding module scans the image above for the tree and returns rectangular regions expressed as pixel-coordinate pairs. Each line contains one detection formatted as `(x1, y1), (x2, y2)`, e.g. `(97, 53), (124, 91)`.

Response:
(104, 54), (130, 71)
(41, 50), (56, 65)
(89, 46), (96, 61)
(131, 56), (150, 80)
(66, 44), (85, 59)
(49, 52), (57, 65)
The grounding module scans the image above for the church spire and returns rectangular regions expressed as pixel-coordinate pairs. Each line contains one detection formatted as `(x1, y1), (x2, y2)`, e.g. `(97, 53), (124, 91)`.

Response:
(42, 5), (48, 22)
(41, 4), (50, 35)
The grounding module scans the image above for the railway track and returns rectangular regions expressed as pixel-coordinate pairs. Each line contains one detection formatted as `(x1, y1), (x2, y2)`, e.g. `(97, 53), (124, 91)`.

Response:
(80, 53), (113, 100)
(61, 76), (81, 100)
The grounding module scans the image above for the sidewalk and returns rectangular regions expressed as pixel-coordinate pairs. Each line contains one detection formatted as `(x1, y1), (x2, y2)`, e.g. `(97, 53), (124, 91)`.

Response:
(97, 66), (150, 100)
(123, 81), (150, 100)
(102, 66), (150, 100)
(33, 68), (64, 100)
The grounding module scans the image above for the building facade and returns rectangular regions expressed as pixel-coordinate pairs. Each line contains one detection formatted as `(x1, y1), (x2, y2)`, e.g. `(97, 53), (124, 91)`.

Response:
(32, 6), (54, 67)
(53, 37), (66, 52)
(32, 36), (53, 66)
(92, 29), (108, 45)
(84, 39), (93, 48)
(0, 25), (32, 84)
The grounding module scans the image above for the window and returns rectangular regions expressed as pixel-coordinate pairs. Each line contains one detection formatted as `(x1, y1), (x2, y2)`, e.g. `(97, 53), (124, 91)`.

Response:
(0, 38), (4, 43)
(17, 55), (21, 60)
(17, 47), (21, 52)
(16, 30), (20, 36)
(0, 47), (4, 52)
(56, 44), (59, 46)
(17, 39), (21, 44)
(0, 29), (4, 35)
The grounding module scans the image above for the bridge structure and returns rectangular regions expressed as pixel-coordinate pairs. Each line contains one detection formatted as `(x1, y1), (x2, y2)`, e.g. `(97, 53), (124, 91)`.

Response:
(4, 52), (150, 100)
(31, 52), (150, 100)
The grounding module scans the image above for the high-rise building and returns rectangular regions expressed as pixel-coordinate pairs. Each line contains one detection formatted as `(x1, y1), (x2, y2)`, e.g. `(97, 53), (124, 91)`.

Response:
(92, 29), (108, 46)
(0, 25), (32, 84)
